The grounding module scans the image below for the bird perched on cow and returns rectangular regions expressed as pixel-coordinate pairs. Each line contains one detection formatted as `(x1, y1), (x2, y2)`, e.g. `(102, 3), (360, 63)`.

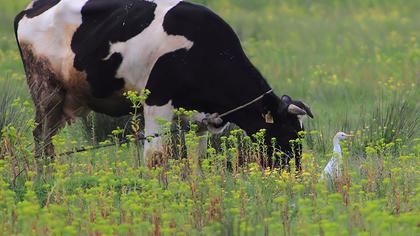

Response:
(321, 132), (353, 180)
(14, 0), (313, 169)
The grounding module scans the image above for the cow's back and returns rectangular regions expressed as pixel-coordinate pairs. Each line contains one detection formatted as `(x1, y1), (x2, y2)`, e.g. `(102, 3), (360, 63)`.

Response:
(17, 0), (191, 98)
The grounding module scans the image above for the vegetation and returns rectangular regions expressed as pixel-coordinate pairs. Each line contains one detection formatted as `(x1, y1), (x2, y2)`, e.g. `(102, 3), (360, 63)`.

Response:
(0, 0), (419, 235)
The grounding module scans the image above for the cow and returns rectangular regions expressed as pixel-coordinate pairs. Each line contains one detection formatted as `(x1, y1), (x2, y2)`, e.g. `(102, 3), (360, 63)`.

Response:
(15, 0), (313, 169)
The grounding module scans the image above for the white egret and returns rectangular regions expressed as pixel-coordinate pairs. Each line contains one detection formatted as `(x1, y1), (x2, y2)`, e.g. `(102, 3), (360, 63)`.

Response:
(321, 132), (353, 179)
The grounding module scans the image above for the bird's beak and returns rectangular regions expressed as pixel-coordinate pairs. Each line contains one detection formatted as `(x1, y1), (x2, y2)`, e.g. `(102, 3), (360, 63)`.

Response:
(345, 134), (354, 137)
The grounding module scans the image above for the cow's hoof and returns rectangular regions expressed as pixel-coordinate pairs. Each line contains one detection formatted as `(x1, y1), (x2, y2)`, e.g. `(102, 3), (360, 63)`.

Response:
(147, 151), (165, 168)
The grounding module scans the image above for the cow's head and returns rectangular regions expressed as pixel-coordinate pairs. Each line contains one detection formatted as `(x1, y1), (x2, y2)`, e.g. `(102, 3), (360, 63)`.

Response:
(262, 94), (314, 169)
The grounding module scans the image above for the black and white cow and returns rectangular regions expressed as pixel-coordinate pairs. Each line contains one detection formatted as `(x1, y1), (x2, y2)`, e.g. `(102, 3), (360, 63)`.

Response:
(15, 0), (313, 169)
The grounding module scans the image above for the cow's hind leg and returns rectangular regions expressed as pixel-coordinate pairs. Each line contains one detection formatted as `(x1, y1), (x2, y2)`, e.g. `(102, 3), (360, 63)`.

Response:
(20, 44), (66, 159)
(31, 81), (65, 159)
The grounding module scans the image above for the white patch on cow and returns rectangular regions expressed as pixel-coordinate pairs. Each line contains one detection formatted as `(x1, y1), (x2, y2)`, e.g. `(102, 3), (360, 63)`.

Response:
(106, 0), (193, 91)
(143, 101), (175, 160)
(17, 0), (89, 79)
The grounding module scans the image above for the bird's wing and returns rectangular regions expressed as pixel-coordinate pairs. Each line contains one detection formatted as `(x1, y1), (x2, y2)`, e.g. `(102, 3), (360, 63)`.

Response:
(323, 158), (337, 175)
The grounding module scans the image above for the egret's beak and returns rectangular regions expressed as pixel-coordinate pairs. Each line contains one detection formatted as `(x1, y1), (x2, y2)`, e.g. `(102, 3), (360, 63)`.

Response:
(345, 134), (354, 137)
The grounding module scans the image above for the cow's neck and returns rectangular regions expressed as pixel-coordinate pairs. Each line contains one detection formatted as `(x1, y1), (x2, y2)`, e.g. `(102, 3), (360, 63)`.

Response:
(218, 75), (273, 135)
(212, 64), (275, 134)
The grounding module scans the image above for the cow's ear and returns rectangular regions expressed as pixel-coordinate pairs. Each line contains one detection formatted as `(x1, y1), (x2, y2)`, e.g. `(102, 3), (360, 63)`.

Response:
(302, 102), (314, 118)
(281, 95), (292, 104)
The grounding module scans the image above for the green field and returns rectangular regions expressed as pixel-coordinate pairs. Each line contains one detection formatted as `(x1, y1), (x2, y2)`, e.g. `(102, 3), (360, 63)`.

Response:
(0, 0), (419, 235)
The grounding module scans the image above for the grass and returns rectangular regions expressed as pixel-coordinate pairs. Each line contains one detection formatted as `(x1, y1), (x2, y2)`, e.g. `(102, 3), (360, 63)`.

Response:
(0, 0), (419, 235)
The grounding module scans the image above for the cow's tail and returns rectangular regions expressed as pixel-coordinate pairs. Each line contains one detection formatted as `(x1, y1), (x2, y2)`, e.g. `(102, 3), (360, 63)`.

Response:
(14, 11), (27, 73)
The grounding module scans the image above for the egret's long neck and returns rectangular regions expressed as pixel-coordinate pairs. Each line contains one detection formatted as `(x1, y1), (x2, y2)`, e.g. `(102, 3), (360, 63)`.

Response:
(333, 138), (342, 158)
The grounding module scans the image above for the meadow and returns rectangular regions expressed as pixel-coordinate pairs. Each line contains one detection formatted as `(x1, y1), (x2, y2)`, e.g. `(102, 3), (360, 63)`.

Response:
(0, 0), (419, 235)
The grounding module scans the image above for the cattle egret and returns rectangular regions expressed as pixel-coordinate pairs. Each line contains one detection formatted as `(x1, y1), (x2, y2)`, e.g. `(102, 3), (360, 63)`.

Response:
(321, 132), (353, 179)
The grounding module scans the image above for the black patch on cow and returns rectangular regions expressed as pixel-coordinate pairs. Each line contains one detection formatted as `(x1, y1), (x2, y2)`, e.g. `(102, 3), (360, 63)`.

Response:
(147, 1), (271, 119)
(71, 0), (157, 98)
(25, 0), (61, 18)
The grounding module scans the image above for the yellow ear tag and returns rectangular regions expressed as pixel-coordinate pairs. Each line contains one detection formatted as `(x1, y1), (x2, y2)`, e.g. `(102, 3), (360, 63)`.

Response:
(264, 111), (274, 124)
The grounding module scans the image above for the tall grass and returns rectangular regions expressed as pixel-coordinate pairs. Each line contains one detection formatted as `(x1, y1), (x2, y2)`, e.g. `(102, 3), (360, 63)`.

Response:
(81, 113), (131, 144)
(0, 78), (30, 135)
(0, 109), (418, 235)
(0, 80), (20, 133)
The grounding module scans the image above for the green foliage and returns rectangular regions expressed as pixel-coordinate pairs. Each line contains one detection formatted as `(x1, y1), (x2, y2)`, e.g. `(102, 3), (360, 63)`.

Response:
(0, 79), (31, 148)
(1, 123), (419, 235)
(81, 113), (130, 144)
(0, 0), (419, 235)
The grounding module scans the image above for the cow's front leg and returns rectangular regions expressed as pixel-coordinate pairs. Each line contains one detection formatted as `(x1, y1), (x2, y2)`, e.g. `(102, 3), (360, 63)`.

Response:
(143, 102), (174, 167)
